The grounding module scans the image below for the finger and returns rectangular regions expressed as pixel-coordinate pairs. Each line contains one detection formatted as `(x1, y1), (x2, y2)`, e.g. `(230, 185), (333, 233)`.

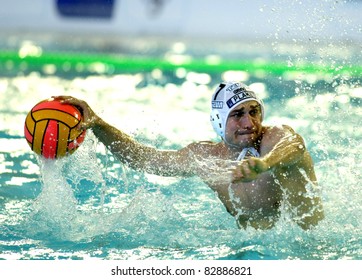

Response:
(247, 159), (260, 174)
(51, 95), (71, 101)
(232, 162), (251, 182)
(230, 167), (242, 183)
(52, 96), (89, 129)
(240, 162), (251, 177)
(77, 121), (89, 131)
(247, 158), (256, 168)
(58, 97), (76, 105)
(59, 97), (88, 117)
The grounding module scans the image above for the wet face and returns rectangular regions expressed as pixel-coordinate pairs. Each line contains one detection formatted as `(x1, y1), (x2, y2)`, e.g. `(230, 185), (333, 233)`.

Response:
(224, 101), (263, 148)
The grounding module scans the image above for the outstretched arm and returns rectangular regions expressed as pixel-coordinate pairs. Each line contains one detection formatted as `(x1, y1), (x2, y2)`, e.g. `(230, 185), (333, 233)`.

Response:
(58, 96), (196, 177)
(91, 118), (196, 176)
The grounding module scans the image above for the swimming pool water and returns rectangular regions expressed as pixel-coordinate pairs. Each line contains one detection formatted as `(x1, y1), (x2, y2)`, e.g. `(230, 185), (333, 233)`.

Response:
(0, 35), (361, 260)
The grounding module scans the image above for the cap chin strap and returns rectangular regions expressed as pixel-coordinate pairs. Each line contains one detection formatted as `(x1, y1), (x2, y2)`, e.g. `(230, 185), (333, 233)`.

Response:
(236, 147), (260, 160)
(222, 134), (261, 157)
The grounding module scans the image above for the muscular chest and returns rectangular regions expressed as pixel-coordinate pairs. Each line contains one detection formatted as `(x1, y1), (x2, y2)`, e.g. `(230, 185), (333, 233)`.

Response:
(227, 172), (282, 210)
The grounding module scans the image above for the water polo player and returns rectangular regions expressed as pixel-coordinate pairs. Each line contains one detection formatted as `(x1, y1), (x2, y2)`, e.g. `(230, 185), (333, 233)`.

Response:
(57, 81), (324, 230)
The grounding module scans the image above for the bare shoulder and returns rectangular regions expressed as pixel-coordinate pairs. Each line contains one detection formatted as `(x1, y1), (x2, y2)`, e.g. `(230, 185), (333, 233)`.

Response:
(263, 124), (296, 137)
(261, 125), (290, 143)
(260, 124), (301, 155)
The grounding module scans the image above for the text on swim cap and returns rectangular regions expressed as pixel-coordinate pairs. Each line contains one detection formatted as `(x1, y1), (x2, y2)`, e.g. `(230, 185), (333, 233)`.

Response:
(212, 101), (223, 109)
(226, 83), (242, 92)
(226, 90), (257, 108)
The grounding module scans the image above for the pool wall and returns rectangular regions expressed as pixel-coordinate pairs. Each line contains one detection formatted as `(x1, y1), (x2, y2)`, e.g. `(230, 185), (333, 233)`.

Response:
(0, 0), (361, 42)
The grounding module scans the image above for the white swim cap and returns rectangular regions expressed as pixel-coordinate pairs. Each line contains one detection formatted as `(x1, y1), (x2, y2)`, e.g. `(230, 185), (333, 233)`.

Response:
(210, 81), (264, 138)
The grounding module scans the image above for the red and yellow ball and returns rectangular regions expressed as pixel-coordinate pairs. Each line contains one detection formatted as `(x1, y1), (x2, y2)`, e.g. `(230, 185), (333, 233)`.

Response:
(24, 98), (86, 159)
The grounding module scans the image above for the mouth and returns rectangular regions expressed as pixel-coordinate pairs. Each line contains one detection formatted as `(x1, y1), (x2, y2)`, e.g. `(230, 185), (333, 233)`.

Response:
(236, 130), (255, 136)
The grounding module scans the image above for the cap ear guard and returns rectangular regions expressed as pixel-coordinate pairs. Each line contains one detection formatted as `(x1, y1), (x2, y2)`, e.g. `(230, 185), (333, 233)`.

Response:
(210, 82), (228, 138)
(210, 110), (225, 137)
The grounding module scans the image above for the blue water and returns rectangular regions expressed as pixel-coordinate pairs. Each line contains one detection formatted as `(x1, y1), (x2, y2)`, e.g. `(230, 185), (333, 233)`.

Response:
(0, 35), (361, 260)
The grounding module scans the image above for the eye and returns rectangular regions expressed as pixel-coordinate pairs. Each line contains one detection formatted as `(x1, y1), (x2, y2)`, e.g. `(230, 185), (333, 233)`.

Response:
(229, 111), (244, 118)
(249, 107), (261, 117)
(249, 109), (258, 116)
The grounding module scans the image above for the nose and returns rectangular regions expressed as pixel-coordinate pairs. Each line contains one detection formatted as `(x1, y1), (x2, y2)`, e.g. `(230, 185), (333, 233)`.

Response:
(240, 114), (254, 129)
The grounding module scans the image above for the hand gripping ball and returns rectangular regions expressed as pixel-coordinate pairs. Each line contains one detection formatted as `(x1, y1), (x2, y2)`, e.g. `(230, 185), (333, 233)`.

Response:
(24, 98), (86, 159)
